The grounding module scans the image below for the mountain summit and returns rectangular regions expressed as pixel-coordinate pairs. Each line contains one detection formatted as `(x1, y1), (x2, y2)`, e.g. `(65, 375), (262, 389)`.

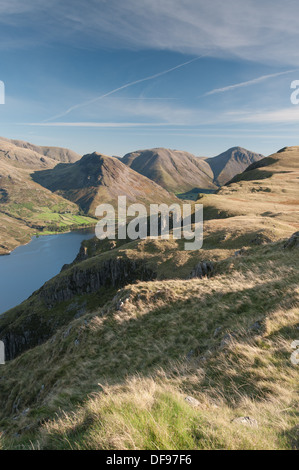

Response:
(122, 148), (216, 193)
(206, 146), (264, 186)
(32, 152), (177, 213)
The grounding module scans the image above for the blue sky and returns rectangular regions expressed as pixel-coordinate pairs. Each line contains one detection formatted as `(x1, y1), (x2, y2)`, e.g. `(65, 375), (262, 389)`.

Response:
(1, 0), (299, 157)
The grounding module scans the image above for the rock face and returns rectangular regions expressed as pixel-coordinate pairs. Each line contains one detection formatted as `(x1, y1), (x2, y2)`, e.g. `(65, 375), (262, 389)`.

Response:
(0, 257), (157, 360)
(284, 232), (299, 249)
(185, 396), (200, 407)
(0, 329), (51, 363)
(40, 257), (157, 308)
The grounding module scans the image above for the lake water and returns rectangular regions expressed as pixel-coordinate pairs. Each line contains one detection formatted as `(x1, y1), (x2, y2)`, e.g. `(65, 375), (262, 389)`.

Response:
(0, 228), (95, 315)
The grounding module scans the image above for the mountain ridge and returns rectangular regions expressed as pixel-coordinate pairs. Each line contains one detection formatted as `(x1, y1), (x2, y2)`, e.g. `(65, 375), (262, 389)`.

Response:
(122, 146), (264, 193)
(0, 137), (81, 163)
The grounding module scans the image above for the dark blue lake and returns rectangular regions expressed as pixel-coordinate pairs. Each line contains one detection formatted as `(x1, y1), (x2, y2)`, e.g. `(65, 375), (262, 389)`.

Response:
(0, 229), (95, 315)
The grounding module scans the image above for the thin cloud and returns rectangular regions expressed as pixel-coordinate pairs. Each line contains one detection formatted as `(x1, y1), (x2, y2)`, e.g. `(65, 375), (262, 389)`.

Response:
(204, 70), (296, 96)
(231, 107), (299, 123)
(24, 122), (181, 128)
(1, 1), (299, 67)
(44, 54), (207, 122)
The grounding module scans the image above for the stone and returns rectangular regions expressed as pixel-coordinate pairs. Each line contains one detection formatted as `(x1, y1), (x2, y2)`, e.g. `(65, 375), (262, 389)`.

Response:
(63, 326), (72, 338)
(186, 350), (194, 360)
(185, 396), (200, 407)
(116, 300), (124, 311)
(234, 248), (247, 257)
(231, 416), (258, 427)
(220, 333), (236, 350)
(213, 326), (223, 338)
(249, 320), (263, 333)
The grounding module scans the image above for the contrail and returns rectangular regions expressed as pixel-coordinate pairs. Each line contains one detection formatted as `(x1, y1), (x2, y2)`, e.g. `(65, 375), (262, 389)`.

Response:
(204, 70), (296, 96)
(44, 54), (208, 122)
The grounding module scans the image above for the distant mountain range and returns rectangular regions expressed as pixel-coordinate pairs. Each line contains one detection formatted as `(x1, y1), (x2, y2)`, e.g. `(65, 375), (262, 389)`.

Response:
(0, 138), (57, 169)
(0, 137), (265, 253)
(122, 147), (264, 193)
(0, 137), (81, 163)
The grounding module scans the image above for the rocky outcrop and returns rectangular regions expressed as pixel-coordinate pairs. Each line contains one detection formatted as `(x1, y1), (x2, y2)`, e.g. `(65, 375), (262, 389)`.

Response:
(61, 244), (89, 271)
(40, 257), (157, 308)
(0, 329), (50, 363)
(0, 256), (157, 360)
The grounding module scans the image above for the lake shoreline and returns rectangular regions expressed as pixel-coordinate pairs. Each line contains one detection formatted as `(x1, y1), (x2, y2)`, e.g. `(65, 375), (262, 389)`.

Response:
(0, 223), (96, 257)
(0, 228), (96, 315)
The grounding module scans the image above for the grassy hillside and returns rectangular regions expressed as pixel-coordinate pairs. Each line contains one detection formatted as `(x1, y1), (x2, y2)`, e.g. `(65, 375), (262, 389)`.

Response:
(0, 146), (298, 450)
(200, 147), (299, 236)
(0, 237), (298, 450)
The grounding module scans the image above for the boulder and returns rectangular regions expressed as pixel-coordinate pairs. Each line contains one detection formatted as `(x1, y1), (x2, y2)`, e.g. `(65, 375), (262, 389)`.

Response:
(189, 262), (214, 279)
(284, 232), (299, 249)
(231, 416), (258, 427)
(185, 396), (200, 408)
